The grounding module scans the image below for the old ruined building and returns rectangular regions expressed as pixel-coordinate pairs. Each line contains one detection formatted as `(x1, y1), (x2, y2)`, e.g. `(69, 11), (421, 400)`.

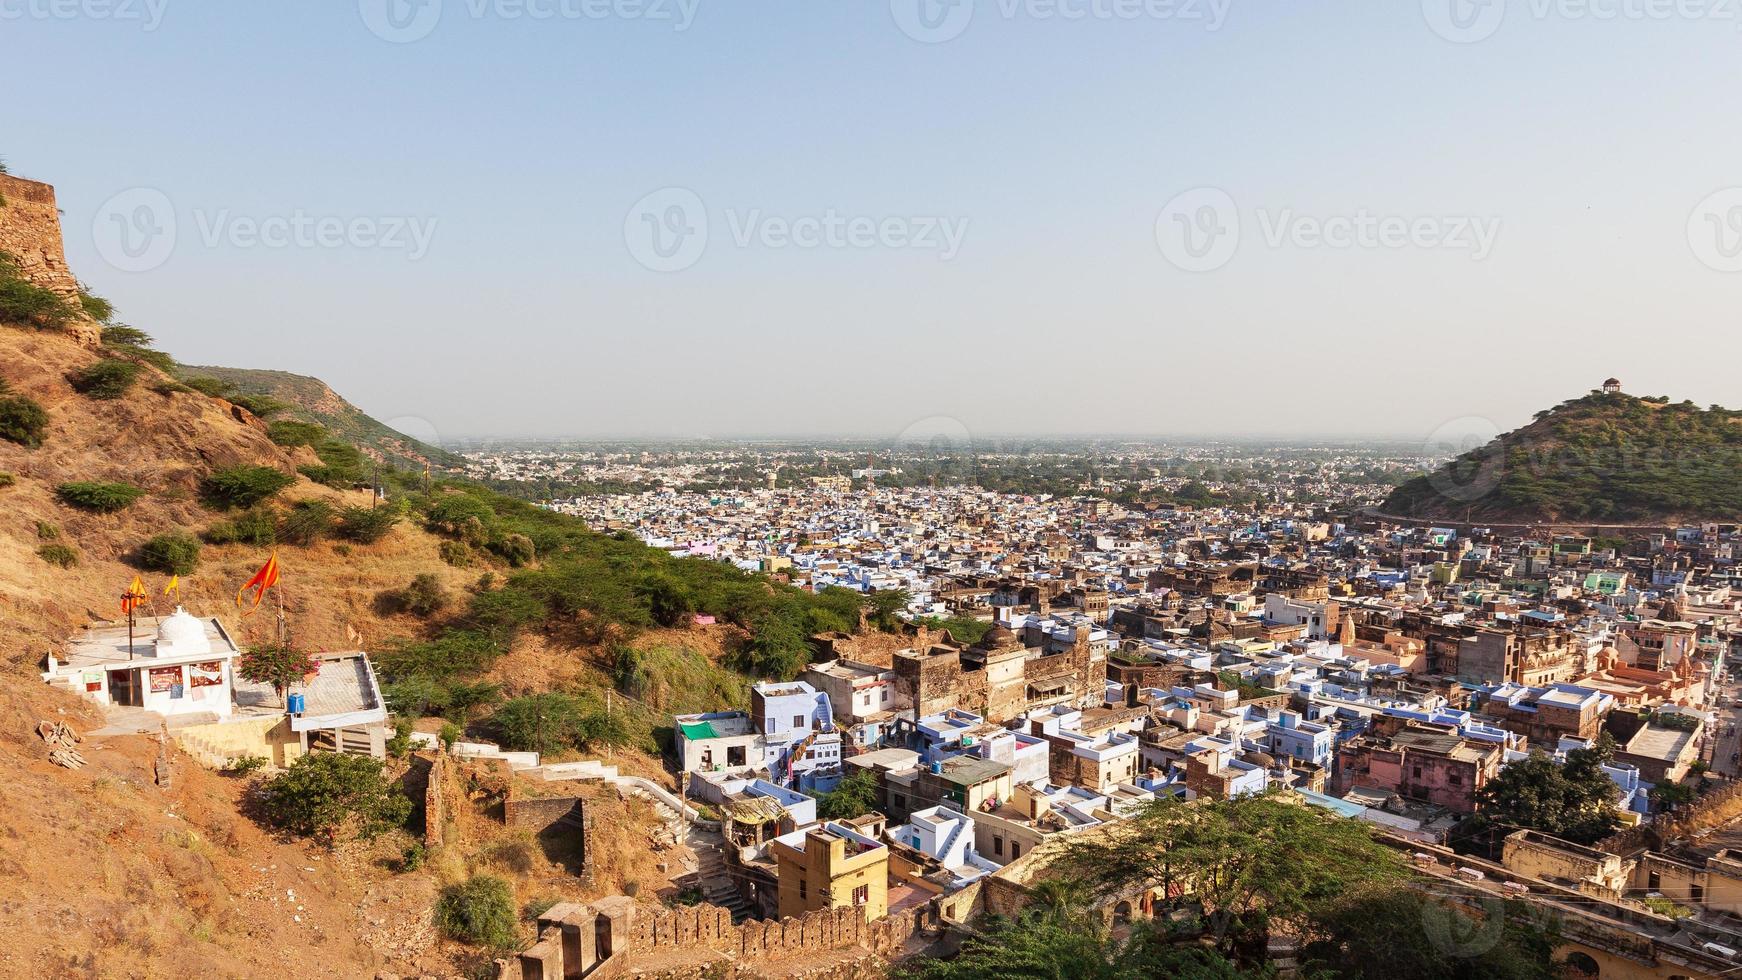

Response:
(892, 621), (1105, 727)
(0, 173), (102, 345)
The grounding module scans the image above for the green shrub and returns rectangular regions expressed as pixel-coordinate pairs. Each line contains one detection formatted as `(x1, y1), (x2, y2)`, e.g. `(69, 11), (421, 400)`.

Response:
(439, 540), (473, 567)
(386, 573), (449, 617)
(230, 394), (288, 419)
(182, 376), (235, 398)
(202, 507), (278, 546)
(99, 325), (148, 346)
(492, 692), (627, 754)
(490, 533), (536, 568)
(388, 716), (414, 757)
(0, 472), (12, 489)
(0, 381), (49, 447)
(56, 481), (144, 513)
(439, 721), (460, 751)
(267, 420), (327, 447)
(227, 755), (268, 775)
(278, 500), (335, 546)
(37, 543), (78, 569)
(337, 505), (399, 544)
(138, 533), (201, 575)
(35, 520), (57, 540)
(434, 875), (518, 949)
(0, 252), (76, 328)
(69, 359), (142, 400)
(201, 465), (295, 509)
(256, 753), (411, 841)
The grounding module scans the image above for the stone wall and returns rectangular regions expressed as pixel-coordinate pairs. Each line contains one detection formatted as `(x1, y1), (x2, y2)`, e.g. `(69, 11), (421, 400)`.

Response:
(0, 173), (100, 345)
(514, 900), (931, 979)
(1598, 778), (1742, 856)
(505, 793), (585, 832)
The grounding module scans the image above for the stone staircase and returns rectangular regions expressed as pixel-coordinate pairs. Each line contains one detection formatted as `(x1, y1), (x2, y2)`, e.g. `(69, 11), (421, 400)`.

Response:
(687, 846), (753, 923)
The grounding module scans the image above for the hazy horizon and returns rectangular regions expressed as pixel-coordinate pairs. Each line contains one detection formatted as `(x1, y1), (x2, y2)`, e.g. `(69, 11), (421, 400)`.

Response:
(9, 3), (1742, 444)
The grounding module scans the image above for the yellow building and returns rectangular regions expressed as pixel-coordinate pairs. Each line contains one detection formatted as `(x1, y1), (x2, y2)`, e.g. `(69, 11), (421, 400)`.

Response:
(770, 820), (889, 922)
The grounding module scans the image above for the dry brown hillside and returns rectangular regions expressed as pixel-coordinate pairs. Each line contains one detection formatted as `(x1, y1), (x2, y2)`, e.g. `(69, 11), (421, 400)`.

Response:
(0, 325), (481, 655)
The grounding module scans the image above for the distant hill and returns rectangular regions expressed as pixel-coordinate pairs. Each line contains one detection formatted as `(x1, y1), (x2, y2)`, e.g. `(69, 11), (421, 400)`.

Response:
(1385, 391), (1742, 523)
(177, 364), (463, 471)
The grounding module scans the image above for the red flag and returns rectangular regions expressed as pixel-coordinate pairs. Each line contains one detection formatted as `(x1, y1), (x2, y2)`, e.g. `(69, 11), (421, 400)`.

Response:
(121, 576), (148, 616)
(236, 552), (280, 617)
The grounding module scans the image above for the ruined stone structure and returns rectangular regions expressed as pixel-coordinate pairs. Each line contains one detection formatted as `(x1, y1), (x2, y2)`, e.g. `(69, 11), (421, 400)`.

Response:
(0, 173), (100, 346)
(510, 898), (928, 979)
(423, 751), (449, 848)
(893, 623), (1104, 726)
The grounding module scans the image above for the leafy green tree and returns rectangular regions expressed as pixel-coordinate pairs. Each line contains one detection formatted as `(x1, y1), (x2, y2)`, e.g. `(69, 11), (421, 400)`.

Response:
(1062, 792), (1409, 956)
(256, 753), (411, 841)
(238, 643), (320, 705)
(434, 875), (519, 949)
(865, 588), (911, 631)
(1301, 884), (1559, 980)
(1455, 736), (1620, 854)
(814, 768), (880, 821)
(138, 532), (201, 575)
(900, 881), (1248, 980)
(641, 574), (695, 628)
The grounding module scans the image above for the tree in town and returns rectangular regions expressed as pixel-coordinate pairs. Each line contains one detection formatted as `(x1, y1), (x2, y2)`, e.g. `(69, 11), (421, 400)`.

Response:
(1061, 791), (1410, 956)
(1454, 735), (1621, 854)
(237, 642), (320, 705)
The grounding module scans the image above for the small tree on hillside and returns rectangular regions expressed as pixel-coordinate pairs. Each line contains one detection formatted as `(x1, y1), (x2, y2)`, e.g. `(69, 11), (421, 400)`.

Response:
(238, 642), (320, 705)
(257, 753), (411, 841)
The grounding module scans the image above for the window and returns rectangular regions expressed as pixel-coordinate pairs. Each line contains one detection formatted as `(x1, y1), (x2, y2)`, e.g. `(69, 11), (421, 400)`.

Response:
(1011, 842), (1021, 858)
(993, 837), (1004, 856)
(1412, 766), (1422, 779)
(1649, 871), (1662, 890)
(794, 715), (804, 728)
(853, 884), (869, 906)
(1448, 771), (1461, 785)
(799, 879), (807, 900)
(1693, 884), (1705, 904)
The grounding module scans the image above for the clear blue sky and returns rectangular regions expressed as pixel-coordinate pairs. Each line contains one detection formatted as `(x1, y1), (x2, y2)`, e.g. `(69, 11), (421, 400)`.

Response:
(6, 1), (1741, 443)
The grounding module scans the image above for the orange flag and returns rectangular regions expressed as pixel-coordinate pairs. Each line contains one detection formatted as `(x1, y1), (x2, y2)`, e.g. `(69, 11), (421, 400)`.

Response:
(236, 552), (281, 617)
(121, 575), (149, 616)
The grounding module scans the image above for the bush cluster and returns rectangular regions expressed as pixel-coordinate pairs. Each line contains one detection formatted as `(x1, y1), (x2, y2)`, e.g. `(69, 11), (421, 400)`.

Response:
(138, 532), (202, 575)
(68, 359), (143, 400)
(201, 465), (295, 509)
(56, 481), (145, 513)
(0, 379), (48, 448)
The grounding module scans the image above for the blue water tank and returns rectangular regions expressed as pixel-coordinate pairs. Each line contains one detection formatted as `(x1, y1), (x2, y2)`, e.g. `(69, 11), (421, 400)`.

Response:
(287, 692), (306, 715)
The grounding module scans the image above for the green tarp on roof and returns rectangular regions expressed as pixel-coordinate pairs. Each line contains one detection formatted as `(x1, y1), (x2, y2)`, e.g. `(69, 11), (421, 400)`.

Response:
(679, 720), (720, 740)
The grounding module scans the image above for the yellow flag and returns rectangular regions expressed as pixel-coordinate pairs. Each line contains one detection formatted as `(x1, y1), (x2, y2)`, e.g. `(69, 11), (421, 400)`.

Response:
(163, 575), (180, 596)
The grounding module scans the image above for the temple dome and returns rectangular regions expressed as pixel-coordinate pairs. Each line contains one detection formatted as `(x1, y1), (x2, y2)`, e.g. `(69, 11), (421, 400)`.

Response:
(156, 607), (212, 657)
(978, 623), (1018, 651)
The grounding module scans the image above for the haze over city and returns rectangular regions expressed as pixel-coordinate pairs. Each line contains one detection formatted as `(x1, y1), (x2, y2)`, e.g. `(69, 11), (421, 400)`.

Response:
(7, 2), (1742, 442)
